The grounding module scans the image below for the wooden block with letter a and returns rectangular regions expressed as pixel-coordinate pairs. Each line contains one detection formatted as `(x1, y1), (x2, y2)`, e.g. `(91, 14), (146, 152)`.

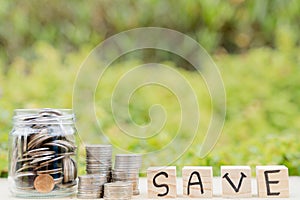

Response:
(182, 166), (213, 198)
(147, 166), (177, 198)
(221, 166), (252, 198)
(256, 165), (289, 198)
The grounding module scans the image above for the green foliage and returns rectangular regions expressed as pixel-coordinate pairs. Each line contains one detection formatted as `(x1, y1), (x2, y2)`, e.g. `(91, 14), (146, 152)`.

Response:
(1, 0), (300, 177)
(1, 45), (300, 177)
(1, 0), (300, 67)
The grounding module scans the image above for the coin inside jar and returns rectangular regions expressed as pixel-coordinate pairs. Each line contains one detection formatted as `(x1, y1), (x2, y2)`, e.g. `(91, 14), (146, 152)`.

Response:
(34, 174), (55, 193)
(37, 168), (62, 175)
(9, 109), (78, 198)
(39, 109), (62, 116)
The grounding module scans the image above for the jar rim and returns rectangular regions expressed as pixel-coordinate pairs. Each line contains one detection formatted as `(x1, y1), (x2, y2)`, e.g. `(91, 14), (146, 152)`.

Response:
(13, 108), (75, 125)
(14, 108), (73, 113)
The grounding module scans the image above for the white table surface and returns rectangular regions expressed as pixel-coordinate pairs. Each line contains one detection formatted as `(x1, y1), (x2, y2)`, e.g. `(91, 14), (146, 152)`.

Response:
(2, 177), (299, 199)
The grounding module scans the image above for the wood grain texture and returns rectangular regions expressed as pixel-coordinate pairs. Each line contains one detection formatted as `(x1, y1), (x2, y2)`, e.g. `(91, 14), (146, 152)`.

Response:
(256, 165), (289, 198)
(147, 166), (177, 198)
(221, 166), (252, 198)
(182, 166), (213, 198)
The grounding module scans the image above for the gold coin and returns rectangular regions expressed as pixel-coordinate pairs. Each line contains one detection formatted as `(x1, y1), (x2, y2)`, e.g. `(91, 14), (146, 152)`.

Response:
(34, 174), (55, 193)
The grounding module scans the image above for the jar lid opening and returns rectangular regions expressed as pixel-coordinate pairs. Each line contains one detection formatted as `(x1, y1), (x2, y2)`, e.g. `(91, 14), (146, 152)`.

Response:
(13, 108), (75, 125)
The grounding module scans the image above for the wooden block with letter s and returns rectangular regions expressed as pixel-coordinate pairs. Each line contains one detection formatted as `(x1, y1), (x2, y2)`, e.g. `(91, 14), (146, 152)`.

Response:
(147, 166), (177, 198)
(256, 165), (289, 198)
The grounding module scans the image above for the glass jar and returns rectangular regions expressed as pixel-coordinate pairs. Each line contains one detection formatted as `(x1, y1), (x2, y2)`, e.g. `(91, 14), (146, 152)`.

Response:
(8, 108), (78, 198)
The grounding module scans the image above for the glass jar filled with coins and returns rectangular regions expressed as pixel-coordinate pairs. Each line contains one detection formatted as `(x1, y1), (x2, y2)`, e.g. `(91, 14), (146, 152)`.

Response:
(8, 109), (78, 198)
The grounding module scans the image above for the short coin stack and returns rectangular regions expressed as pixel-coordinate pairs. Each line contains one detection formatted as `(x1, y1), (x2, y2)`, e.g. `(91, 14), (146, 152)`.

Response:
(103, 182), (133, 200)
(85, 144), (112, 181)
(77, 174), (106, 199)
(113, 154), (142, 195)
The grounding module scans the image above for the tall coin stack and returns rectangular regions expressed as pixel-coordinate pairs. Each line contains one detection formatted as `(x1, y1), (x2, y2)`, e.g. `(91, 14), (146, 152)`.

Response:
(85, 144), (112, 181)
(103, 182), (133, 200)
(113, 154), (142, 195)
(77, 174), (106, 199)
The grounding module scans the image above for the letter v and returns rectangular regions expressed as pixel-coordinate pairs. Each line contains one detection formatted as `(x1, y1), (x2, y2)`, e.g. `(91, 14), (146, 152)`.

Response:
(222, 172), (247, 193)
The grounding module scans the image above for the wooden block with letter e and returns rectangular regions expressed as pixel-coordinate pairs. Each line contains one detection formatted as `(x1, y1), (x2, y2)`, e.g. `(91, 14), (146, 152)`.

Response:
(147, 166), (177, 198)
(256, 165), (289, 198)
(182, 166), (213, 198)
(221, 166), (252, 198)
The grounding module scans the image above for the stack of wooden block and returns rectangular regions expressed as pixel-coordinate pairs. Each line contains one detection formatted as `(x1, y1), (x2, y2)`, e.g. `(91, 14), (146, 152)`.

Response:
(147, 165), (289, 198)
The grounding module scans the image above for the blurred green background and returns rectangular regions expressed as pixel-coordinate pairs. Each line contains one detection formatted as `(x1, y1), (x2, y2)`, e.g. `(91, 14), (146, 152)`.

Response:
(1, 0), (300, 177)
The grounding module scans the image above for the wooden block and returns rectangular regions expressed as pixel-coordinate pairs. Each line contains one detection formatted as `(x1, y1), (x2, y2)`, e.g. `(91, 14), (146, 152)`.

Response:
(221, 166), (252, 198)
(147, 166), (177, 198)
(182, 166), (213, 198)
(256, 165), (289, 198)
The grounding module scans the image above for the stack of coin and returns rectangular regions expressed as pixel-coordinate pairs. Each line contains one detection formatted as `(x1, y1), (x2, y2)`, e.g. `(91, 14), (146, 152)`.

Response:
(103, 182), (133, 200)
(85, 145), (112, 181)
(77, 174), (107, 199)
(113, 154), (142, 195)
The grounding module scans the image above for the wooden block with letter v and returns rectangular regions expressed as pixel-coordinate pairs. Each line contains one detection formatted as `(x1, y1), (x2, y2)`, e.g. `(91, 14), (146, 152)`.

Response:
(221, 166), (252, 198)
(182, 166), (213, 198)
(256, 165), (289, 198)
(147, 166), (177, 198)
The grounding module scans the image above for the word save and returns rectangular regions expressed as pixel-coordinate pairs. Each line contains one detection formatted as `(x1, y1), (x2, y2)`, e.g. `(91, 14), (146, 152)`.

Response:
(147, 165), (289, 198)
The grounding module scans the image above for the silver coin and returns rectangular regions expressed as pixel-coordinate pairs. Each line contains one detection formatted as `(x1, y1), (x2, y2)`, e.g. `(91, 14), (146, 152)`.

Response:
(17, 157), (34, 162)
(39, 109), (62, 116)
(104, 182), (132, 199)
(22, 114), (40, 121)
(44, 142), (69, 152)
(16, 186), (35, 191)
(34, 163), (51, 170)
(30, 155), (55, 164)
(62, 156), (76, 183)
(85, 144), (112, 148)
(77, 195), (101, 198)
(15, 171), (36, 178)
(52, 140), (76, 151)
(63, 157), (70, 183)
(27, 129), (48, 149)
(71, 157), (77, 180)
(25, 147), (50, 155)
(37, 168), (62, 175)
(39, 155), (65, 166)
(57, 152), (75, 156)
(16, 165), (35, 173)
(53, 176), (63, 184)
(23, 135), (28, 153)
(56, 180), (77, 188)
(28, 135), (55, 150)
(30, 150), (56, 158)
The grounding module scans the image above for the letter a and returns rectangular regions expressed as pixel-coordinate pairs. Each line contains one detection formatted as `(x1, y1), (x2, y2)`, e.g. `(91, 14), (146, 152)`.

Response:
(187, 171), (204, 195)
